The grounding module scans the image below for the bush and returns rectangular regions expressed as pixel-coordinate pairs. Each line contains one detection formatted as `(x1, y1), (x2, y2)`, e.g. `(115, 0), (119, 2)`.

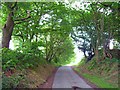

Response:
(2, 48), (43, 88)
(2, 73), (24, 88)
(2, 48), (19, 71)
(2, 48), (46, 71)
(2, 48), (41, 71)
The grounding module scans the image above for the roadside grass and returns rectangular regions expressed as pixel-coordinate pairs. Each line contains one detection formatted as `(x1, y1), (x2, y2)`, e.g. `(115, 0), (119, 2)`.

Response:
(82, 73), (115, 88)
(75, 57), (119, 89)
(74, 68), (118, 89)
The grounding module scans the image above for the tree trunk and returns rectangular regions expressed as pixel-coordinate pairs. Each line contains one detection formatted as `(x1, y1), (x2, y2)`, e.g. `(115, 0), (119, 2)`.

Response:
(94, 16), (99, 62)
(2, 12), (14, 48)
(100, 12), (105, 59)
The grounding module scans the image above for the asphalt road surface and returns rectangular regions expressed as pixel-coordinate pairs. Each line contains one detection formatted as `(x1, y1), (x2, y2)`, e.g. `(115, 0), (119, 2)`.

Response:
(52, 66), (93, 89)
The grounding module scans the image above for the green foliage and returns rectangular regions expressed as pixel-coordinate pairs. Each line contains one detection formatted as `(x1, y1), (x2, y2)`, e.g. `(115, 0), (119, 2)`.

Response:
(99, 57), (119, 66)
(1, 1), (120, 88)
(2, 48), (43, 71)
(51, 37), (75, 66)
(82, 73), (116, 88)
(2, 48), (19, 71)
(0, 3), (8, 27)
(76, 55), (119, 87)
(2, 73), (25, 88)
(77, 58), (86, 66)
(77, 55), (119, 72)
(71, 2), (120, 62)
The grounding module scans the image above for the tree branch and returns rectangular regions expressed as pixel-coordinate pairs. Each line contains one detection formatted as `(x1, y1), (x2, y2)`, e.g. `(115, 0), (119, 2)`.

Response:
(11, 2), (17, 10)
(14, 10), (31, 23)
(15, 19), (30, 24)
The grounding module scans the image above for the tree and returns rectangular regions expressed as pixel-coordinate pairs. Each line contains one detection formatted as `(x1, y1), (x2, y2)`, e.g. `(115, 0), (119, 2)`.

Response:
(1, 2), (31, 48)
(71, 2), (120, 62)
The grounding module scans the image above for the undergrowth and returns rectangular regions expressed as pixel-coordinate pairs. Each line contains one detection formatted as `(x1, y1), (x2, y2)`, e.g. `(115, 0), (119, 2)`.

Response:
(75, 57), (119, 88)
(2, 48), (55, 88)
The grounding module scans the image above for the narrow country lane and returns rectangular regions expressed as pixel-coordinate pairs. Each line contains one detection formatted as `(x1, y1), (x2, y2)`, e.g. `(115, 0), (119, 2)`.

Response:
(52, 66), (93, 89)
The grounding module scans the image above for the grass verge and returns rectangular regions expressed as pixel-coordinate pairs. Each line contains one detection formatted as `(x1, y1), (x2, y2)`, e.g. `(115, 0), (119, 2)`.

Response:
(74, 68), (117, 88)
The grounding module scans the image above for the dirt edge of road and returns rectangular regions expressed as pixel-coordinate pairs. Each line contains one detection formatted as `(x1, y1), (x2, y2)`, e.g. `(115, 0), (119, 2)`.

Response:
(38, 67), (58, 88)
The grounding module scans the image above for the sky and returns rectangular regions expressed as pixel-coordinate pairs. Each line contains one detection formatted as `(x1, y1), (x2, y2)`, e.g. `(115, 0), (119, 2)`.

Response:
(9, 40), (14, 50)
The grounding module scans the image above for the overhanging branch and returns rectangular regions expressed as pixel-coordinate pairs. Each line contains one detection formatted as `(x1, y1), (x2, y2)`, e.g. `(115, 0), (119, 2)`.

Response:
(14, 10), (31, 24)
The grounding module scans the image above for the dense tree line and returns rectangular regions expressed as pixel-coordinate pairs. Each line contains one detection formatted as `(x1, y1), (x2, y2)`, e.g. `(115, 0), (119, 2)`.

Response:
(71, 2), (120, 62)
(1, 1), (120, 88)
(1, 2), (75, 72)
(1, 2), (120, 71)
